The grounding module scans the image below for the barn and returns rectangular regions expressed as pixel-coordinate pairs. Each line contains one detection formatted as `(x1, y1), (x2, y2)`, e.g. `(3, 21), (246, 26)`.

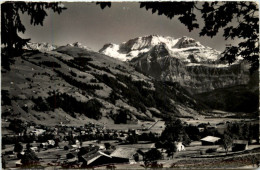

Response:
(232, 140), (248, 152)
(81, 151), (112, 168)
(110, 147), (140, 163)
(200, 136), (221, 145)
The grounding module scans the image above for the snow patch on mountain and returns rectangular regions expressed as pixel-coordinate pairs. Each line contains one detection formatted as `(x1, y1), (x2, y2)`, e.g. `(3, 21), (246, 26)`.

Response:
(66, 42), (93, 51)
(186, 63), (230, 68)
(23, 42), (57, 52)
(99, 35), (221, 62)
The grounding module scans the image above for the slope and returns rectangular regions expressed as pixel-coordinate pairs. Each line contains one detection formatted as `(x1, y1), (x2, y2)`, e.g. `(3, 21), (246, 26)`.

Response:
(1, 46), (206, 126)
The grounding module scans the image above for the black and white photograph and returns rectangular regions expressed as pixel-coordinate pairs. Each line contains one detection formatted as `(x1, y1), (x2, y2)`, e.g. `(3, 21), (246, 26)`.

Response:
(1, 1), (259, 169)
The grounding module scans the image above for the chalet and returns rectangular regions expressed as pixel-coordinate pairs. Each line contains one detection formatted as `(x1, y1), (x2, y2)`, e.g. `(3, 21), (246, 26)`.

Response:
(30, 147), (38, 152)
(66, 153), (77, 164)
(71, 144), (79, 150)
(176, 142), (185, 151)
(30, 129), (46, 136)
(232, 140), (248, 152)
(117, 136), (127, 143)
(110, 147), (140, 163)
(40, 142), (48, 149)
(200, 136), (221, 145)
(97, 144), (106, 150)
(16, 159), (22, 167)
(198, 127), (205, 132)
(81, 151), (112, 167)
(75, 140), (80, 145)
(48, 140), (55, 147)
(249, 139), (257, 144)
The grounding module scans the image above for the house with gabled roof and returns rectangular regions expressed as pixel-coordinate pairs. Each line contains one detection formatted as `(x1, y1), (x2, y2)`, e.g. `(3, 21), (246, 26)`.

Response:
(15, 159), (23, 167)
(81, 151), (112, 168)
(110, 147), (141, 163)
(200, 136), (221, 145)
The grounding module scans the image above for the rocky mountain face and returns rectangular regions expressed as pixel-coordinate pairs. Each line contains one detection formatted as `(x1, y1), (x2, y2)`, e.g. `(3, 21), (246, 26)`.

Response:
(99, 35), (221, 62)
(194, 71), (259, 114)
(1, 46), (206, 125)
(100, 35), (250, 93)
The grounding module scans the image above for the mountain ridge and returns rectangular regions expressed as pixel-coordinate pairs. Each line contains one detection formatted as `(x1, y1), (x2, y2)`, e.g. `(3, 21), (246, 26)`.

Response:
(1, 46), (206, 125)
(99, 35), (221, 63)
(100, 35), (250, 93)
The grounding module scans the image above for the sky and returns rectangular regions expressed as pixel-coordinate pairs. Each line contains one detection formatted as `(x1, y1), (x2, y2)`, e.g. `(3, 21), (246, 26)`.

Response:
(19, 2), (242, 52)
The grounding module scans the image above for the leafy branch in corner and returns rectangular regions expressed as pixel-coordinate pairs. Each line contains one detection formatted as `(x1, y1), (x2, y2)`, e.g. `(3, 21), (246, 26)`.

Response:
(1, 2), (67, 56)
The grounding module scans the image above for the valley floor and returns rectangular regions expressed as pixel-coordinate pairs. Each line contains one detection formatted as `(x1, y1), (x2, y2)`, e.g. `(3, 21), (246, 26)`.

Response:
(2, 113), (259, 169)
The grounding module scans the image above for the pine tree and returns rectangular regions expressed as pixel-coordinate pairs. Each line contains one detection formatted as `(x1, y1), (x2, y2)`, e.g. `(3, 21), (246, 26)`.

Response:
(1, 2), (66, 68)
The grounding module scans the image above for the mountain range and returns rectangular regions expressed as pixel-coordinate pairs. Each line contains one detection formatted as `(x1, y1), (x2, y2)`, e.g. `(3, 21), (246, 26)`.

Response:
(100, 35), (250, 93)
(2, 35), (257, 125)
(2, 44), (207, 126)
(100, 35), (221, 63)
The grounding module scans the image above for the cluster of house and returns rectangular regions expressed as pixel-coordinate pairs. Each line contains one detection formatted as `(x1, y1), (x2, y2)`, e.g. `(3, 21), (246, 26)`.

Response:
(62, 146), (145, 168)
(4, 120), (258, 168)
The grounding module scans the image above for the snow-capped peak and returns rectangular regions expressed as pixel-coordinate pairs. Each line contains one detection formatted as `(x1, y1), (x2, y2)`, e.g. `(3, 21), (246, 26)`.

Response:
(23, 42), (57, 52)
(99, 35), (221, 62)
(66, 42), (92, 51)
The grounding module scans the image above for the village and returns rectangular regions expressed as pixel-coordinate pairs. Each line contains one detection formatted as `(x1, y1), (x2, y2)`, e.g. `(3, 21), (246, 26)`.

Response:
(2, 115), (260, 169)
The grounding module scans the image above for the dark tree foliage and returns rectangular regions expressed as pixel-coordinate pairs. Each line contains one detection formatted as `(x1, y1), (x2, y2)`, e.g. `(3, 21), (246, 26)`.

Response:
(1, 2), (66, 55)
(225, 122), (259, 142)
(161, 118), (190, 145)
(56, 57), (92, 72)
(114, 109), (128, 124)
(109, 90), (119, 105)
(2, 156), (6, 169)
(144, 148), (163, 165)
(221, 133), (233, 154)
(95, 73), (204, 119)
(47, 93), (103, 120)
(54, 69), (103, 91)
(1, 90), (11, 105)
(96, 2), (111, 9)
(195, 85), (259, 113)
(32, 96), (50, 111)
(32, 93), (103, 120)
(40, 61), (61, 68)
(185, 125), (201, 141)
(14, 142), (23, 153)
(8, 119), (27, 133)
(126, 133), (139, 144)
(21, 149), (39, 167)
(97, 2), (259, 73)
(164, 141), (177, 158)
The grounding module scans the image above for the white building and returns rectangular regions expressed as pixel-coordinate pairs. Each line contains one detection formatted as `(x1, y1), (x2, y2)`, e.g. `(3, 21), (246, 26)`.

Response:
(176, 142), (185, 151)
